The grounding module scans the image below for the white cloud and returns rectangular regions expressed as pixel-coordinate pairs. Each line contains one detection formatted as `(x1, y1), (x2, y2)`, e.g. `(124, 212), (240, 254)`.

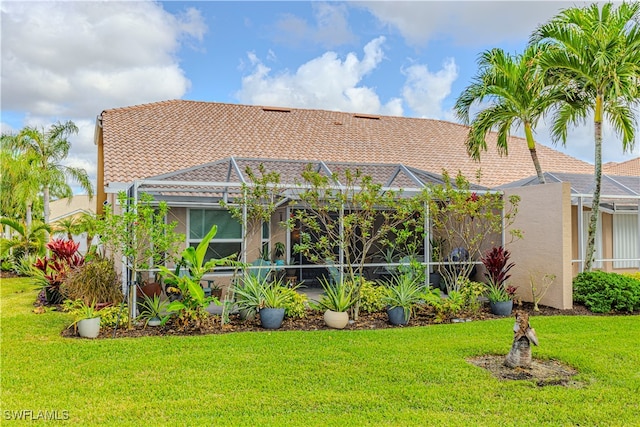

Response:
(358, 1), (592, 47)
(236, 37), (403, 116)
(401, 58), (458, 120)
(272, 2), (356, 48)
(1, 0), (206, 192)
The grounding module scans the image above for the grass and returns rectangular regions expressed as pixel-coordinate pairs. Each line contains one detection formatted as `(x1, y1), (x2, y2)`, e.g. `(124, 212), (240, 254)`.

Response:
(1, 277), (640, 426)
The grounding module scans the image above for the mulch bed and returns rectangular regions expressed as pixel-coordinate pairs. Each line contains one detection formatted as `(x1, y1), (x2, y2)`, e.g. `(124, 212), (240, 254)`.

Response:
(58, 300), (609, 340)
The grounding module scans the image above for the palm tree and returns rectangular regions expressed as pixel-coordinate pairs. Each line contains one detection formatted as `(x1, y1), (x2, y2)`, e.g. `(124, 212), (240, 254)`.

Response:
(0, 217), (51, 259)
(0, 134), (43, 227)
(16, 121), (94, 229)
(531, 2), (640, 271)
(53, 217), (81, 241)
(455, 44), (559, 184)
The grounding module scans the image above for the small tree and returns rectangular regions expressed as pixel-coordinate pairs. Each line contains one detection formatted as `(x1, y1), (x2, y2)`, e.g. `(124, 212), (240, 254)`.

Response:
(288, 166), (422, 319)
(427, 172), (520, 293)
(96, 192), (184, 323)
(220, 163), (284, 263)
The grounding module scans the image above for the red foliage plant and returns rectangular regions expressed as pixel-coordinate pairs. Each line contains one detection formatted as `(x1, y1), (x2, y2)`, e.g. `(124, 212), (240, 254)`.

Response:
(481, 246), (515, 287)
(34, 239), (84, 294)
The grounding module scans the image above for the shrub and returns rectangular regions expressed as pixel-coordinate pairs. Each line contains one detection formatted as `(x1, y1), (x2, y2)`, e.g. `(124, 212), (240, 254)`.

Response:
(33, 239), (84, 304)
(573, 271), (640, 313)
(281, 287), (307, 319)
(359, 280), (387, 313)
(99, 304), (128, 328)
(62, 257), (123, 304)
(458, 278), (485, 314)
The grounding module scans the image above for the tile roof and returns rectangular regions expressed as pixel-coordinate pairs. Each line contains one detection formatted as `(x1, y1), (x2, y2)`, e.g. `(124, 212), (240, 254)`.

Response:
(98, 100), (594, 188)
(603, 157), (640, 176)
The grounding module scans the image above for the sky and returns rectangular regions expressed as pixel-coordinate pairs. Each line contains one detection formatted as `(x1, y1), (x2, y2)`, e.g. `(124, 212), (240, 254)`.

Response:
(1, 0), (638, 193)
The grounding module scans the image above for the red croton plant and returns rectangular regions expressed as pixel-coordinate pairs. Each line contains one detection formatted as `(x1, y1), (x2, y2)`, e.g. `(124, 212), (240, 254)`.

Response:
(34, 239), (84, 304)
(481, 246), (517, 296)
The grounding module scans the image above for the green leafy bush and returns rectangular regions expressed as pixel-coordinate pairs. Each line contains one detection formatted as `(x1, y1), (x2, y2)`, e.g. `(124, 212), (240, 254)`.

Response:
(99, 305), (128, 328)
(359, 280), (387, 313)
(281, 287), (307, 319)
(573, 271), (640, 313)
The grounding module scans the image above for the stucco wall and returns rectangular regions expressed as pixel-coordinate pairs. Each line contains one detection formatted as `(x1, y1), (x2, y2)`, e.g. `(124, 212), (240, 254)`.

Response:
(504, 182), (573, 310)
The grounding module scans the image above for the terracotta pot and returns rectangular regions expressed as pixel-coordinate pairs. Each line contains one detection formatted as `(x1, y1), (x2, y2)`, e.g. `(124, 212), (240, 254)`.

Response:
(324, 310), (349, 329)
(136, 282), (162, 299)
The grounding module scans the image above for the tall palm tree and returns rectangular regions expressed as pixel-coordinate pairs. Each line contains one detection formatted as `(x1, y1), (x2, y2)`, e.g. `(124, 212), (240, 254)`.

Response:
(0, 134), (42, 227)
(455, 44), (559, 184)
(16, 121), (94, 229)
(531, 2), (640, 271)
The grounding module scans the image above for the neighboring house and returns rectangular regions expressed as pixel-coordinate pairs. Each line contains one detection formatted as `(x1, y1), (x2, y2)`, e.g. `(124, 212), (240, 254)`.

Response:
(604, 157), (640, 176)
(94, 100), (639, 309)
(49, 195), (95, 254)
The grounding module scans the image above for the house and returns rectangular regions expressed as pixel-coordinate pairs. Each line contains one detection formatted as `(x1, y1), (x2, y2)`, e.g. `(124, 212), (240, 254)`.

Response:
(94, 100), (639, 310)
(48, 195), (95, 254)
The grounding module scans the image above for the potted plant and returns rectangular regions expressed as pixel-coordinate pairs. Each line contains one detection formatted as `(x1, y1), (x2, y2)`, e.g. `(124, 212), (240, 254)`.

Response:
(67, 300), (101, 338)
(317, 278), (354, 329)
(258, 278), (288, 329)
(481, 246), (517, 316)
(234, 275), (267, 321)
(382, 273), (424, 325)
(137, 294), (168, 327)
(486, 283), (515, 316)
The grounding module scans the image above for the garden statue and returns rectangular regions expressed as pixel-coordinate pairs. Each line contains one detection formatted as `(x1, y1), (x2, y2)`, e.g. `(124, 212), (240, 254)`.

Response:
(504, 311), (538, 369)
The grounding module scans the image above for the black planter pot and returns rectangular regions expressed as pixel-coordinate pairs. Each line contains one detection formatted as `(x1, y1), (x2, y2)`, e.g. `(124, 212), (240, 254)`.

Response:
(259, 308), (285, 329)
(489, 300), (513, 316)
(387, 306), (409, 325)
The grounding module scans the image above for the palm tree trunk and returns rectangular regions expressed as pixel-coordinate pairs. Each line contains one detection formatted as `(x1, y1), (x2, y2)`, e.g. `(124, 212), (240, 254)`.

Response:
(584, 94), (603, 271)
(43, 185), (50, 241)
(524, 122), (546, 184)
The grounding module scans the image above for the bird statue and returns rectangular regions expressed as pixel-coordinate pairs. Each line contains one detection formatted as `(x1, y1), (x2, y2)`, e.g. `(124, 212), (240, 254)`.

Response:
(504, 311), (538, 368)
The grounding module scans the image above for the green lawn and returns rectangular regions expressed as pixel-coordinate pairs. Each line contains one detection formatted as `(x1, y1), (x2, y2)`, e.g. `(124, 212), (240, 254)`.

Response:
(1, 277), (639, 426)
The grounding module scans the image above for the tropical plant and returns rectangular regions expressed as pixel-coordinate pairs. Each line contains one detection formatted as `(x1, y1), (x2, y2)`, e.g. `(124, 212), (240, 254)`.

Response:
(260, 278), (289, 309)
(220, 163), (285, 261)
(317, 278), (355, 313)
(481, 246), (515, 288)
(281, 287), (308, 319)
(96, 304), (128, 328)
(52, 217), (82, 241)
(0, 217), (50, 259)
(382, 273), (425, 321)
(423, 288), (464, 323)
(288, 165), (423, 320)
(531, 2), (640, 271)
(234, 274), (269, 319)
(98, 192), (184, 321)
(33, 238), (84, 304)
(427, 172), (520, 293)
(455, 44), (562, 184)
(162, 274), (215, 330)
(485, 282), (511, 303)
(137, 294), (169, 327)
(61, 256), (123, 305)
(14, 121), (94, 228)
(0, 133), (42, 226)
(65, 299), (100, 330)
(357, 280), (387, 314)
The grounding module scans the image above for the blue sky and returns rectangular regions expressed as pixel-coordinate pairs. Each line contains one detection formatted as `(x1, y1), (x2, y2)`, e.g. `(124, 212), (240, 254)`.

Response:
(1, 1), (637, 191)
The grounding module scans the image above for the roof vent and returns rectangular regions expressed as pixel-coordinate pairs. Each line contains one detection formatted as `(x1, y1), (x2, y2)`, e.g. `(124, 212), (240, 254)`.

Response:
(262, 106), (291, 113)
(353, 113), (380, 120)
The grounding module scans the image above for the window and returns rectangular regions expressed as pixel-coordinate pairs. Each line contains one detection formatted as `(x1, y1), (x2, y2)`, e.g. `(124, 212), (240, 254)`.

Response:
(189, 209), (242, 262)
(613, 213), (639, 269)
